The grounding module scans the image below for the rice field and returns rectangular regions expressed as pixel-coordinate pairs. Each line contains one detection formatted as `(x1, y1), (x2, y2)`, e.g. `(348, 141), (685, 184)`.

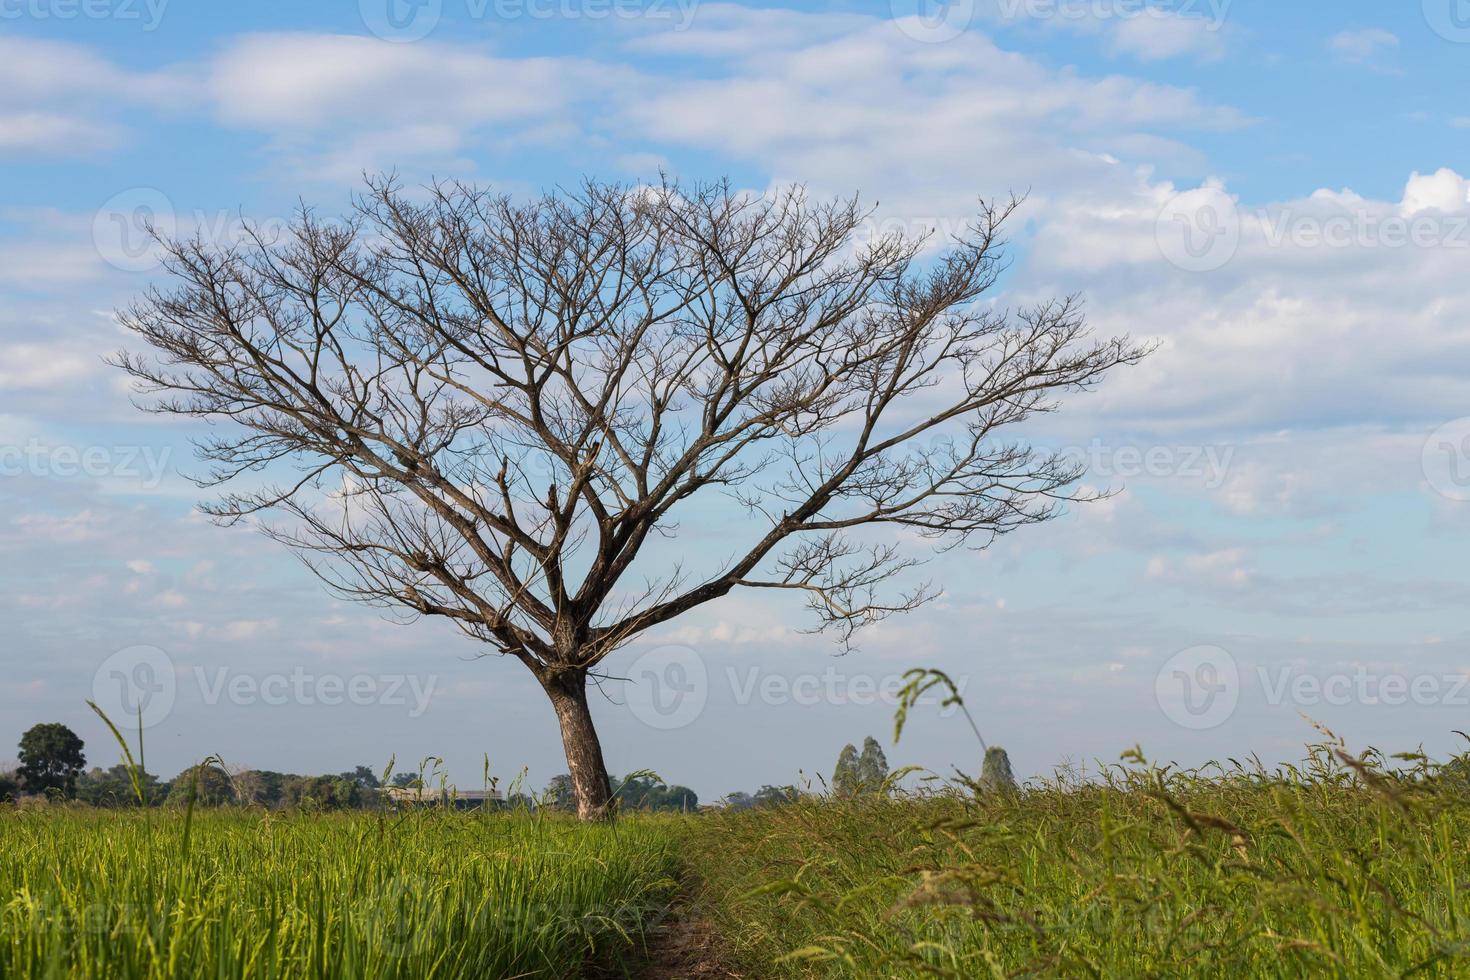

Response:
(0, 807), (680, 979)
(4, 739), (1468, 978)
(675, 743), (1470, 978)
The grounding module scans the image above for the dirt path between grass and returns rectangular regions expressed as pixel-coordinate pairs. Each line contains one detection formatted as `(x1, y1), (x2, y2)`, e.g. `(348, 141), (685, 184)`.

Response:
(635, 889), (743, 980)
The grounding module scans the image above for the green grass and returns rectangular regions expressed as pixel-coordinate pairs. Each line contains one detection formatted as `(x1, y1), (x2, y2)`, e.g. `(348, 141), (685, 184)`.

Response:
(0, 806), (680, 979)
(675, 744), (1470, 978)
(7, 740), (1469, 979)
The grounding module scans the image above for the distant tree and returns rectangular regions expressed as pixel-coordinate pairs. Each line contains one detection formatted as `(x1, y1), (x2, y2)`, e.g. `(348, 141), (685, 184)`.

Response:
(233, 770), (295, 807)
(0, 770), (18, 803)
(117, 177), (1146, 820)
(166, 763), (236, 807)
(390, 772), (423, 789)
(77, 765), (166, 807)
(832, 743), (861, 797)
(1441, 752), (1470, 787)
(18, 723), (86, 798)
(282, 775), (363, 810)
(752, 784), (800, 808)
(722, 791), (755, 810)
(979, 747), (1018, 795)
(612, 774), (699, 812)
(857, 736), (889, 793)
(544, 775), (576, 811)
(658, 784), (699, 812)
(339, 765), (381, 789)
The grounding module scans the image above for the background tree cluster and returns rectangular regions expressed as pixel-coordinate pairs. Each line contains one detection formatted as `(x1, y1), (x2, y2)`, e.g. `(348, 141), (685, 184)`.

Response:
(3, 722), (392, 810)
(542, 773), (699, 812)
(832, 736), (890, 796)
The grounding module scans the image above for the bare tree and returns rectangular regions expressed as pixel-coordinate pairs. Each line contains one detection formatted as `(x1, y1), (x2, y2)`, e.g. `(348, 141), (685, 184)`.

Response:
(114, 176), (1148, 820)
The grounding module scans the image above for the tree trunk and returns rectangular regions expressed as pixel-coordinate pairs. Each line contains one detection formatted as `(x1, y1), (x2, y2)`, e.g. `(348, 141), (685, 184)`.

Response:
(543, 669), (613, 821)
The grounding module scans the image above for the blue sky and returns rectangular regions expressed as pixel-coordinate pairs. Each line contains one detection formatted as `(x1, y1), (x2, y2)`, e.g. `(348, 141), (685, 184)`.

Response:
(4, 0), (1470, 800)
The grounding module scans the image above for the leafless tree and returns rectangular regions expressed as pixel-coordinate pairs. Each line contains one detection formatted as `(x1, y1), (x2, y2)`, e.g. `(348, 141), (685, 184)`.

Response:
(114, 176), (1148, 820)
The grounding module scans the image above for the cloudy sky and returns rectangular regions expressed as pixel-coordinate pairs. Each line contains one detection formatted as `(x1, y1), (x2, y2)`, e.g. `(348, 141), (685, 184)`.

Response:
(4, 0), (1470, 799)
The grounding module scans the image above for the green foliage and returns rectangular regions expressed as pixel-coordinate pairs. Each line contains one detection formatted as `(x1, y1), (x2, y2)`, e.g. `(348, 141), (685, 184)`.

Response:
(0, 808), (679, 978)
(17, 722), (86, 797)
(543, 774), (576, 810)
(978, 745), (1018, 795)
(165, 763), (237, 807)
(339, 765), (381, 789)
(76, 765), (168, 807)
(831, 743), (860, 797)
(0, 770), (18, 802)
(751, 784), (801, 808)
(677, 742), (1470, 978)
(613, 774), (699, 812)
(283, 774), (365, 810)
(857, 737), (889, 793)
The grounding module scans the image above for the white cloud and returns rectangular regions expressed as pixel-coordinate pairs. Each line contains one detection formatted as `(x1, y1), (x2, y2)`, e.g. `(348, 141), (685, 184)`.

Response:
(1328, 28), (1399, 66)
(200, 34), (613, 179)
(1401, 168), (1470, 215)
(0, 113), (123, 158)
(0, 37), (180, 157)
(1106, 13), (1229, 62)
(0, 342), (95, 390)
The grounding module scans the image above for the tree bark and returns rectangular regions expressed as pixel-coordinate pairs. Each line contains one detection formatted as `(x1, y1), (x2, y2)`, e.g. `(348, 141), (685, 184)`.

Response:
(543, 668), (613, 821)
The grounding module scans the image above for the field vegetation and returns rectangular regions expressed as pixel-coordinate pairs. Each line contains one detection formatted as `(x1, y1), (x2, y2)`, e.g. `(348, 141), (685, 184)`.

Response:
(4, 733), (1469, 978)
(0, 807), (679, 979)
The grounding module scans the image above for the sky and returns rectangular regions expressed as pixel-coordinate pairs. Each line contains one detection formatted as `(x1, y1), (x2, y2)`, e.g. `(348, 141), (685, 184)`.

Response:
(3, 0), (1470, 801)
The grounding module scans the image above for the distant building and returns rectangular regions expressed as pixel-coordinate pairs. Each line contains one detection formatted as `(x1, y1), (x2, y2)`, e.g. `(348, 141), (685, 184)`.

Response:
(385, 786), (504, 809)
